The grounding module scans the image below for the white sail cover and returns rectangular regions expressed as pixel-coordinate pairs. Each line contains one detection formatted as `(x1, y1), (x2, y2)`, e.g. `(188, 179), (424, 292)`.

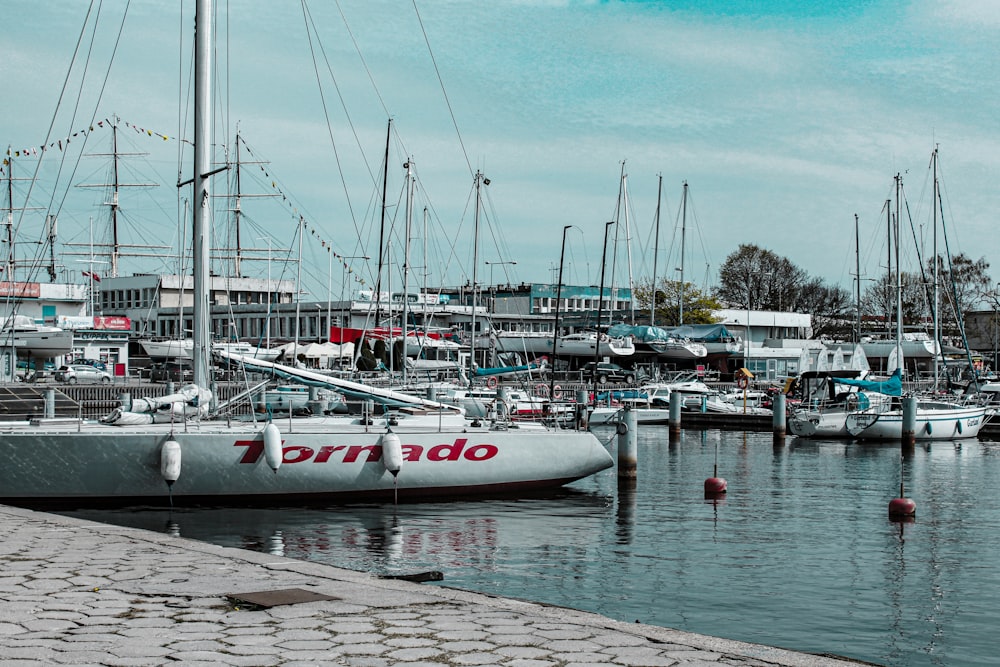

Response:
(101, 384), (213, 426)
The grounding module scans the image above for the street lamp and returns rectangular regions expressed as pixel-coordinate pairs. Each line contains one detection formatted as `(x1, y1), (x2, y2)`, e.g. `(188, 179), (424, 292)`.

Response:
(484, 260), (516, 286)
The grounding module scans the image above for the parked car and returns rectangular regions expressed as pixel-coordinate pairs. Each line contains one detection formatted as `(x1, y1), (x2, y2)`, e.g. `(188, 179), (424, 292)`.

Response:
(68, 358), (107, 371)
(55, 364), (112, 385)
(582, 361), (637, 384)
(149, 361), (194, 383)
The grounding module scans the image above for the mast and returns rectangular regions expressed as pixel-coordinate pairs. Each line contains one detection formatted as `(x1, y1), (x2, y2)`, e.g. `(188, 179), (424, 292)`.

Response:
(233, 131), (243, 277)
(469, 170), (487, 386)
(549, 224), (572, 402)
(191, 0), (213, 389)
(932, 148), (940, 392)
(854, 213), (861, 343)
(886, 197), (892, 340)
(622, 167), (635, 323)
(679, 181), (688, 325)
(110, 122), (120, 276)
(649, 175), (661, 326)
(592, 221), (615, 396)
(374, 119), (391, 329)
(402, 158), (415, 385)
(894, 174), (902, 376)
(4, 152), (13, 279)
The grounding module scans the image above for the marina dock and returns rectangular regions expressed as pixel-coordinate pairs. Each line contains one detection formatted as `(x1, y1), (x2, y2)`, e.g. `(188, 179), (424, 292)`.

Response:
(0, 503), (867, 666)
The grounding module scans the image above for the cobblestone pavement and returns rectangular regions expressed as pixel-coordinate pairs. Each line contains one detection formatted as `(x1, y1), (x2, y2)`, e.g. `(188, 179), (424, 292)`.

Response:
(0, 504), (868, 667)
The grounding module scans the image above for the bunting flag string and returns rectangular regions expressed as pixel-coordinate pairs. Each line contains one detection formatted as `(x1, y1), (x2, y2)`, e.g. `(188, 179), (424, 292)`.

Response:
(238, 141), (367, 288)
(7, 119), (366, 287)
(5, 117), (191, 160)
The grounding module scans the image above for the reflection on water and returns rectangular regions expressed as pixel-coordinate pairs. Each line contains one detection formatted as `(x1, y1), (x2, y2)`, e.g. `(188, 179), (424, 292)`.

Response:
(60, 430), (1000, 667)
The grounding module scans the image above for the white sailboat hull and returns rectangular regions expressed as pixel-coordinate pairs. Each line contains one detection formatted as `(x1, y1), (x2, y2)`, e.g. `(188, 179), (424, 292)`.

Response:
(846, 403), (987, 440)
(589, 406), (671, 425)
(141, 339), (281, 362)
(494, 333), (635, 358)
(1, 327), (74, 357)
(0, 416), (613, 504)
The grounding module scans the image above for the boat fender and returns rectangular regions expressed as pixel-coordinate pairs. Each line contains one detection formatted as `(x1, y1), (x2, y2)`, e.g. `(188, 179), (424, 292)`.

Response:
(616, 421), (629, 435)
(485, 376), (498, 389)
(380, 430), (403, 477)
(160, 439), (182, 486)
(925, 422), (932, 435)
(262, 423), (283, 473)
(956, 420), (963, 435)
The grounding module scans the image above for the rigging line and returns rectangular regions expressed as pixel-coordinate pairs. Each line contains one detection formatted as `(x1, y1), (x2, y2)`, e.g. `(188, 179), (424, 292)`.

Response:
(299, 0), (364, 243)
(51, 2), (132, 231)
(9, 0), (101, 291)
(331, 0), (389, 120)
(410, 0), (473, 177)
(9, 0), (94, 255)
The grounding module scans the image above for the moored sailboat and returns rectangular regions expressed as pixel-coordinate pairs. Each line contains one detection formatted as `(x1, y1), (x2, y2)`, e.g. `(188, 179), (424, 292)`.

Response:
(0, 0), (612, 506)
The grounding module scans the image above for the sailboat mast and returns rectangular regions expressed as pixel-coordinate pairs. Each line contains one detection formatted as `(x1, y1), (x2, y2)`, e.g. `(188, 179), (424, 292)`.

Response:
(233, 132), (243, 277)
(402, 158), (415, 385)
(191, 0), (214, 389)
(110, 120), (121, 277)
(469, 171), (486, 386)
(649, 174), (661, 326)
(932, 148), (940, 392)
(5, 153), (14, 278)
(374, 119), (391, 327)
(894, 174), (902, 376)
(679, 181), (688, 325)
(623, 168), (635, 323)
(854, 213), (861, 343)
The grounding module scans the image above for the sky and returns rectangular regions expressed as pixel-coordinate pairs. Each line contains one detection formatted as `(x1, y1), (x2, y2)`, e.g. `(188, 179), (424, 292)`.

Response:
(4, 0), (999, 304)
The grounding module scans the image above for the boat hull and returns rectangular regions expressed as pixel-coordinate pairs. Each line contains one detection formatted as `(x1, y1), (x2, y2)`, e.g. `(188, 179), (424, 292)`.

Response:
(0, 418), (613, 505)
(589, 407), (672, 425)
(2, 328), (74, 357)
(846, 404), (987, 440)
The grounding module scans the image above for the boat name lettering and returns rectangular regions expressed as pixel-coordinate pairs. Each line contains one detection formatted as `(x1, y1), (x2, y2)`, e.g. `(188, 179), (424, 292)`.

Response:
(234, 438), (499, 465)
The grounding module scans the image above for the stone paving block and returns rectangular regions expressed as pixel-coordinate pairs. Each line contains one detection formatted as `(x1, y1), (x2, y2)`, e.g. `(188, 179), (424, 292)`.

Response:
(385, 646), (445, 661)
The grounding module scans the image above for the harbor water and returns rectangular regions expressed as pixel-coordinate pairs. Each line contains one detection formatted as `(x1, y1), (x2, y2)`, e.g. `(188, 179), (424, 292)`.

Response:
(57, 427), (1000, 666)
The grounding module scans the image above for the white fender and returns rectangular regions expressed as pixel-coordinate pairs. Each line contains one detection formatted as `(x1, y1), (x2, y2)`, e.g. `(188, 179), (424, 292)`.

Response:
(262, 423), (283, 473)
(160, 439), (182, 486)
(380, 430), (403, 477)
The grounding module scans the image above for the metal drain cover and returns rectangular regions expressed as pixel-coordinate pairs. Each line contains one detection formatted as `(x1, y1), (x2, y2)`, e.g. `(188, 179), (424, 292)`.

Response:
(227, 588), (339, 608)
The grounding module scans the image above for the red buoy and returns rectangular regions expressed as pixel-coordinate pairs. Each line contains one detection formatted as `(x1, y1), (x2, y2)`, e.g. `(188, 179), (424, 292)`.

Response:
(704, 476), (728, 495)
(888, 481), (916, 519)
(888, 496), (916, 518)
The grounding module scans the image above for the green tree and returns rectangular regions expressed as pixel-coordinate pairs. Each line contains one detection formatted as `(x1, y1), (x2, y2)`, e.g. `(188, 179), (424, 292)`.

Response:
(632, 279), (722, 327)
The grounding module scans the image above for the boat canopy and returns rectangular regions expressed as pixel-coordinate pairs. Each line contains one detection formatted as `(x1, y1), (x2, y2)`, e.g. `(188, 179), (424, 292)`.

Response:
(834, 368), (903, 396)
(607, 323), (736, 343)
